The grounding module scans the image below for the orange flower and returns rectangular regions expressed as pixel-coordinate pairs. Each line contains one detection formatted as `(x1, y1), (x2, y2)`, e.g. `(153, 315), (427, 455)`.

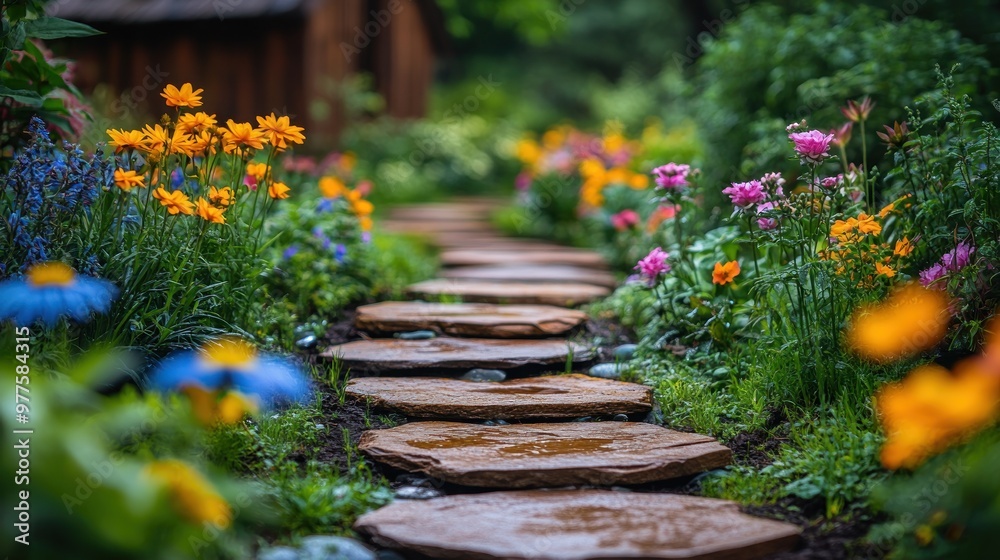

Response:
(877, 363), (1000, 470)
(181, 386), (259, 426)
(255, 113), (305, 151)
(245, 162), (270, 181)
(846, 283), (950, 362)
(894, 237), (914, 257)
(144, 459), (231, 527)
(176, 111), (217, 133)
(195, 197), (226, 224)
(712, 260), (741, 285)
(628, 173), (649, 189)
(160, 83), (204, 108)
(113, 169), (145, 191)
(168, 129), (198, 157)
(189, 130), (218, 156)
(106, 129), (146, 153)
(856, 212), (882, 235)
(319, 176), (347, 198)
(875, 262), (896, 278)
(268, 181), (290, 200)
(208, 186), (234, 207)
(152, 188), (195, 215)
(222, 119), (266, 155)
(141, 124), (170, 154)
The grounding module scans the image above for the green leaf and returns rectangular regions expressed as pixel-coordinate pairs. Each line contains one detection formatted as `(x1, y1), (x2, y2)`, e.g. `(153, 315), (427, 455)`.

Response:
(0, 85), (43, 106)
(23, 16), (102, 40)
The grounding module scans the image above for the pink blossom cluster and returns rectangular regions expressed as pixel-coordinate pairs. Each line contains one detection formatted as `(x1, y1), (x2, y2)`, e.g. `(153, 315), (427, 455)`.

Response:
(610, 209), (640, 231)
(723, 180), (767, 208)
(756, 202), (779, 230)
(652, 163), (692, 190)
(634, 247), (671, 285)
(789, 129), (834, 165)
(919, 242), (976, 287)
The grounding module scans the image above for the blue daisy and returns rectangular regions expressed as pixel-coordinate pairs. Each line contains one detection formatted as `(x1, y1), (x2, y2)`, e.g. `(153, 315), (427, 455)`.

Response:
(149, 337), (311, 407)
(0, 262), (118, 326)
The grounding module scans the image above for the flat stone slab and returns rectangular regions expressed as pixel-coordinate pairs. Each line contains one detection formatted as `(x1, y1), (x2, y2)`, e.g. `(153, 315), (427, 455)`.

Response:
(345, 374), (652, 420)
(407, 279), (610, 307)
(381, 220), (496, 235)
(358, 421), (732, 488)
(321, 338), (592, 370)
(442, 264), (618, 288)
(355, 301), (588, 338)
(441, 248), (607, 268)
(355, 490), (801, 559)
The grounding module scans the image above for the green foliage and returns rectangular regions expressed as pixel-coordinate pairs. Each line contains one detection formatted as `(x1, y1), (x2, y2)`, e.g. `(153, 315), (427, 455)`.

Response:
(694, 1), (992, 197)
(1, 0), (101, 153)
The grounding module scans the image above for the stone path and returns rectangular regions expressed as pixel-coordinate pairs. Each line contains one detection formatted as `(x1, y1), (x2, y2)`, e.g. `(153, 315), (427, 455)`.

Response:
(322, 201), (800, 559)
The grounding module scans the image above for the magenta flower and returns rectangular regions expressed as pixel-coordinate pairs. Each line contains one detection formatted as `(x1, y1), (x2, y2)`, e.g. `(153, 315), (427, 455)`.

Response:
(756, 202), (779, 230)
(610, 209), (640, 231)
(759, 172), (785, 198)
(652, 163), (691, 190)
(634, 247), (671, 285)
(820, 175), (842, 190)
(941, 242), (975, 272)
(919, 263), (948, 287)
(723, 180), (766, 208)
(514, 171), (532, 191)
(789, 130), (834, 165)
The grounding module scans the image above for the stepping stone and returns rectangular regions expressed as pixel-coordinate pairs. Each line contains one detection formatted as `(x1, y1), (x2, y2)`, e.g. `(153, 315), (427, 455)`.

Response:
(355, 490), (801, 560)
(355, 301), (588, 338)
(358, 421), (732, 488)
(442, 264), (618, 288)
(321, 338), (592, 371)
(440, 248), (607, 268)
(381, 220), (496, 235)
(345, 374), (652, 420)
(407, 279), (610, 307)
(388, 206), (492, 222)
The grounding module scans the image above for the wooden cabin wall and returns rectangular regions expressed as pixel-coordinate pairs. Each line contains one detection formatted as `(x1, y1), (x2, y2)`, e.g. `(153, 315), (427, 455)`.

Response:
(371, 0), (434, 119)
(304, 0), (365, 148)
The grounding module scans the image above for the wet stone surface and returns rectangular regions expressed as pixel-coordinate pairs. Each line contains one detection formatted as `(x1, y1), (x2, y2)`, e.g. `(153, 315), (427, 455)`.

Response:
(459, 368), (507, 382)
(358, 421), (733, 488)
(587, 363), (627, 379)
(322, 338), (592, 372)
(356, 301), (588, 338)
(440, 248), (608, 268)
(406, 279), (611, 307)
(355, 490), (801, 560)
(345, 374), (652, 420)
(441, 264), (618, 288)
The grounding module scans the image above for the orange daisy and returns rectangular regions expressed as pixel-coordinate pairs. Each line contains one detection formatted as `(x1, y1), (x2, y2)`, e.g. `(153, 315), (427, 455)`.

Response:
(161, 83), (204, 108)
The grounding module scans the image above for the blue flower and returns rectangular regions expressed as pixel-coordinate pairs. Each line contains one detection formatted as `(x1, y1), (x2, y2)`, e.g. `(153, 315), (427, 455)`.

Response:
(149, 337), (311, 407)
(282, 244), (300, 259)
(0, 262), (118, 326)
(316, 198), (333, 213)
(334, 243), (347, 263)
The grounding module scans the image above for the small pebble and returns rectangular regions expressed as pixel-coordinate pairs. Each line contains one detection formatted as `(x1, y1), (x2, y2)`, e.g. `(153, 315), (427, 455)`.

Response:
(299, 535), (376, 560)
(460, 368), (507, 382)
(613, 414), (629, 422)
(494, 419), (509, 425)
(587, 362), (625, 379)
(572, 416), (593, 422)
(295, 334), (318, 349)
(395, 485), (445, 500)
(612, 344), (638, 361)
(395, 330), (437, 340)
(396, 474), (435, 487)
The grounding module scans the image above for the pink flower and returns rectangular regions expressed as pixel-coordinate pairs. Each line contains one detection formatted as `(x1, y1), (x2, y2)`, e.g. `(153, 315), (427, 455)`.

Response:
(831, 122), (853, 148)
(789, 130), (834, 165)
(941, 242), (975, 272)
(652, 163), (691, 190)
(759, 172), (785, 198)
(820, 175), (843, 190)
(786, 120), (806, 133)
(514, 171), (533, 191)
(919, 263), (948, 287)
(635, 247), (671, 284)
(723, 180), (766, 208)
(610, 209), (640, 231)
(244, 174), (258, 191)
(756, 202), (778, 230)
(355, 180), (373, 196)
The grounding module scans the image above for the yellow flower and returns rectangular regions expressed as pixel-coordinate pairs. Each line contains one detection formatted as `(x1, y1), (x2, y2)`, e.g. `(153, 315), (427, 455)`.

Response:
(181, 386), (259, 426)
(106, 129), (146, 153)
(152, 187), (195, 215)
(144, 459), (231, 527)
(319, 176), (347, 198)
(579, 158), (605, 180)
(195, 197), (226, 224)
(628, 173), (649, 189)
(160, 83), (204, 108)
(113, 169), (145, 191)
(846, 283), (950, 362)
(878, 202), (895, 219)
(340, 152), (357, 172)
(877, 363), (1000, 470)
(359, 216), (373, 231)
(176, 111), (217, 133)
(268, 181), (291, 200)
(542, 127), (566, 149)
(856, 212), (882, 235)
(141, 124), (170, 154)
(208, 186), (234, 207)
(168, 129), (198, 157)
(515, 139), (542, 166)
(894, 237), (914, 257)
(222, 119), (267, 155)
(255, 113), (305, 151)
(875, 262), (896, 277)
(245, 162), (270, 181)
(605, 167), (629, 185)
(189, 130), (218, 156)
(712, 260), (741, 285)
(580, 179), (605, 207)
